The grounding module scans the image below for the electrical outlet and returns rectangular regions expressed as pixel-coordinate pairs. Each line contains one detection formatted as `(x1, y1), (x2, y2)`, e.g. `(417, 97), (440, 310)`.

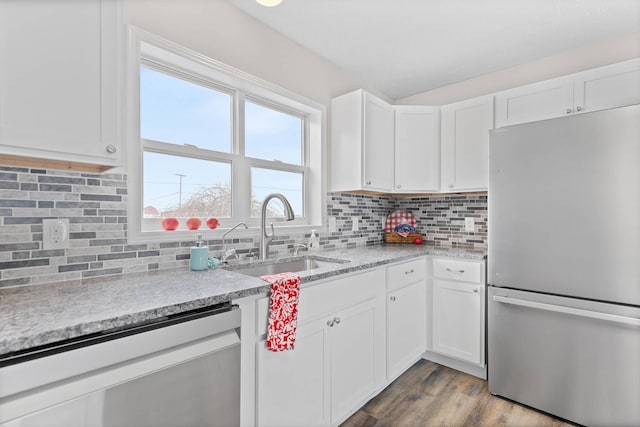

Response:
(464, 217), (475, 232)
(328, 216), (337, 233)
(43, 218), (69, 250)
(352, 216), (359, 232)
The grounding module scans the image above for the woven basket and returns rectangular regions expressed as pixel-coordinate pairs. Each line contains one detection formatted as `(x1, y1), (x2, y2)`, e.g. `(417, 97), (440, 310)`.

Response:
(384, 232), (423, 244)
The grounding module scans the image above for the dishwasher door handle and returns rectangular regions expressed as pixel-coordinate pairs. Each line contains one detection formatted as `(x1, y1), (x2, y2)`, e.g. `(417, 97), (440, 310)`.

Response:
(0, 331), (239, 424)
(493, 295), (640, 327)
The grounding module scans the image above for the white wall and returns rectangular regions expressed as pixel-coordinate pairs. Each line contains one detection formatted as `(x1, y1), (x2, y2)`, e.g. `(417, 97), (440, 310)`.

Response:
(397, 32), (640, 105)
(123, 0), (391, 106)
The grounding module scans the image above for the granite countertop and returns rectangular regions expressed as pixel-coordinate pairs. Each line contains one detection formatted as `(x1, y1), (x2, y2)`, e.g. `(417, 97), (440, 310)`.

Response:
(0, 244), (486, 358)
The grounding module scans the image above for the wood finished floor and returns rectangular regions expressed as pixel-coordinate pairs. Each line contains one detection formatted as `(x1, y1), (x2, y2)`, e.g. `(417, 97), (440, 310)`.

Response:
(340, 360), (576, 427)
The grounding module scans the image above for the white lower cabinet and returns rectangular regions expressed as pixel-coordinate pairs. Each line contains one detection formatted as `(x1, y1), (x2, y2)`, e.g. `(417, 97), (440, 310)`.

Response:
(432, 279), (483, 365)
(329, 298), (382, 425)
(253, 269), (385, 427)
(243, 255), (487, 426)
(385, 259), (427, 380)
(431, 258), (485, 367)
(256, 321), (328, 427)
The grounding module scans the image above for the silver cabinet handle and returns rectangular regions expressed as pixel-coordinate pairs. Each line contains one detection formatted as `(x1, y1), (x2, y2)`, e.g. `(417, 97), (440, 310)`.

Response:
(566, 108), (573, 114)
(334, 317), (341, 325)
(327, 319), (334, 327)
(390, 296), (397, 302)
(448, 184), (454, 188)
(404, 269), (414, 275)
(473, 288), (479, 293)
(446, 268), (465, 274)
(396, 185), (401, 189)
(106, 144), (117, 154)
(366, 180), (372, 185)
(576, 106), (583, 112)
(493, 295), (640, 327)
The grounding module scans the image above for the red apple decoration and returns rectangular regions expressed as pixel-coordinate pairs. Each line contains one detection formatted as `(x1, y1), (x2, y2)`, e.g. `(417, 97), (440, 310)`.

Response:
(413, 237), (423, 245)
(161, 217), (179, 231)
(186, 217), (202, 230)
(206, 217), (219, 229)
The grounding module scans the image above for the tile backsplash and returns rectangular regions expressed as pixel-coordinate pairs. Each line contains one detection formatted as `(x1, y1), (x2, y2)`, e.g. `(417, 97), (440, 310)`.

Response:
(0, 165), (486, 288)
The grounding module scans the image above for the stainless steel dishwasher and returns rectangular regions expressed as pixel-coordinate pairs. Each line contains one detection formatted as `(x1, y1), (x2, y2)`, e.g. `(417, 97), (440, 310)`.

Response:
(0, 303), (241, 427)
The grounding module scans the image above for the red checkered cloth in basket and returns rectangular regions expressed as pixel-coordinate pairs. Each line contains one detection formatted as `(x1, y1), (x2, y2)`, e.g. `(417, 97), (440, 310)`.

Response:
(384, 210), (417, 233)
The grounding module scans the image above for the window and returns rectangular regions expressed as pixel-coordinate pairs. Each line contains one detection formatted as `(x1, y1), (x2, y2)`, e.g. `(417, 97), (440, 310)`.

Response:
(128, 29), (325, 241)
(140, 67), (232, 152)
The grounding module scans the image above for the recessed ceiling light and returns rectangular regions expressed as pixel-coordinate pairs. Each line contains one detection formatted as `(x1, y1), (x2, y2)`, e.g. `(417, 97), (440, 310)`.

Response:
(256, 0), (283, 7)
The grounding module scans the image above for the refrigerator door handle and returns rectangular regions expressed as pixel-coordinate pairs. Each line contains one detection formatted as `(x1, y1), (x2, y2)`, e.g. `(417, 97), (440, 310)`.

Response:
(492, 295), (640, 327)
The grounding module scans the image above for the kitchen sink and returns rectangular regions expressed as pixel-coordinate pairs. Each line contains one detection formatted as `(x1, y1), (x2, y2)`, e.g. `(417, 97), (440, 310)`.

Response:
(225, 255), (350, 277)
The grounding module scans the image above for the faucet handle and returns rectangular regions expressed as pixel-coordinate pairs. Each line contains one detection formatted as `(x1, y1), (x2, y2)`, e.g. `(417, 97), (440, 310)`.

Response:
(292, 244), (307, 256)
(222, 249), (237, 262)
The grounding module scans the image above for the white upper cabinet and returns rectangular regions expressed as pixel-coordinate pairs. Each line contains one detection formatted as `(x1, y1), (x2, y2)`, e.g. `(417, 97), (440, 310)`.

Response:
(331, 89), (394, 192)
(494, 76), (573, 127)
(573, 58), (640, 114)
(394, 106), (440, 192)
(0, 0), (121, 170)
(440, 95), (493, 192)
(495, 58), (640, 128)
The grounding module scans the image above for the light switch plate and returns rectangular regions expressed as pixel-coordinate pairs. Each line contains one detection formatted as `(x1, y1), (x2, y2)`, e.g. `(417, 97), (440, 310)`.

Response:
(43, 218), (69, 250)
(464, 217), (475, 232)
(328, 216), (337, 233)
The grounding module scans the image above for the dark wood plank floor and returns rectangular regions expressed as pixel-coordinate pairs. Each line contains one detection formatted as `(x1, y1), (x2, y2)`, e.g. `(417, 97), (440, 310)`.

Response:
(341, 360), (576, 427)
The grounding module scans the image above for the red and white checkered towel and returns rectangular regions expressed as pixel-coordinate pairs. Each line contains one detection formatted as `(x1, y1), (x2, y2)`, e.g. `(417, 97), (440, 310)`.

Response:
(261, 272), (301, 352)
(384, 210), (417, 233)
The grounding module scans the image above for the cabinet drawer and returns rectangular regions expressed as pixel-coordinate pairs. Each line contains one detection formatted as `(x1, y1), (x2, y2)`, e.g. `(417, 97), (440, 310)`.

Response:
(433, 258), (483, 284)
(255, 269), (384, 336)
(386, 258), (426, 291)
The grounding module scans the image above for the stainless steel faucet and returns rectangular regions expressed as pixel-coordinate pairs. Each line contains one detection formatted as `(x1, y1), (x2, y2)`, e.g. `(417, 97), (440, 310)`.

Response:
(222, 222), (248, 262)
(260, 193), (295, 260)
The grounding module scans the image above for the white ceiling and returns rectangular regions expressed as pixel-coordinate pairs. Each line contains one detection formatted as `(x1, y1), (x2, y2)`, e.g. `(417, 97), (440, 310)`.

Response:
(226, 0), (640, 99)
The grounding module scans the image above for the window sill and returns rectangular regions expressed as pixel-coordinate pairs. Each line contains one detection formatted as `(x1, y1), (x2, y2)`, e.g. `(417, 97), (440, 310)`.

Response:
(129, 223), (327, 245)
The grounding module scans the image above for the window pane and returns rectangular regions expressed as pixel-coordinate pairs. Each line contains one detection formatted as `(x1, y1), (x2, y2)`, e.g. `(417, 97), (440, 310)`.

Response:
(245, 101), (302, 165)
(140, 66), (231, 152)
(251, 168), (303, 218)
(143, 152), (232, 222)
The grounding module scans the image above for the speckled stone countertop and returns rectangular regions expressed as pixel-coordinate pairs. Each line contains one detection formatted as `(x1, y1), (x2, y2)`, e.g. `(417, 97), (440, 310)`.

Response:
(0, 244), (485, 358)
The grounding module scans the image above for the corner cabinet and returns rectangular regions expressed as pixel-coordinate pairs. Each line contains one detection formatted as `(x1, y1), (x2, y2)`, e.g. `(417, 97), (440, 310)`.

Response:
(394, 106), (440, 192)
(251, 269), (386, 427)
(440, 95), (493, 192)
(0, 0), (121, 170)
(495, 58), (640, 128)
(331, 89), (394, 192)
(430, 258), (485, 368)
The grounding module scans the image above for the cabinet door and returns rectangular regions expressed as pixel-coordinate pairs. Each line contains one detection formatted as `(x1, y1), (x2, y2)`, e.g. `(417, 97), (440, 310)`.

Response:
(494, 76), (573, 127)
(256, 321), (330, 427)
(394, 106), (440, 192)
(573, 58), (640, 114)
(0, 0), (120, 168)
(363, 93), (394, 191)
(387, 281), (427, 380)
(440, 95), (493, 192)
(329, 297), (385, 425)
(432, 279), (484, 365)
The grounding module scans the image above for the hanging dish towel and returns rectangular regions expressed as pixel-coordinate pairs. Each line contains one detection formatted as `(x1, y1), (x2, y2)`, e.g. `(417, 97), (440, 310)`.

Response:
(261, 272), (301, 352)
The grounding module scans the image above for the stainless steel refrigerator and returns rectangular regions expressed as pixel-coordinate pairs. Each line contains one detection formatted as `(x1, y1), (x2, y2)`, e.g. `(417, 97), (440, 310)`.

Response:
(488, 104), (640, 426)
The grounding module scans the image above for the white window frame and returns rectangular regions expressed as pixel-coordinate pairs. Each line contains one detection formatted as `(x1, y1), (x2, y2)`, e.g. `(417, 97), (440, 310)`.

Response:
(125, 26), (326, 243)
